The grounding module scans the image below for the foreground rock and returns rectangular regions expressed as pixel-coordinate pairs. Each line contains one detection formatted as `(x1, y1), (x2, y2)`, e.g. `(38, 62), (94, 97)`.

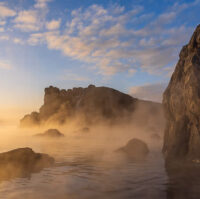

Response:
(116, 138), (149, 159)
(163, 25), (200, 162)
(0, 148), (54, 180)
(20, 85), (164, 128)
(35, 129), (64, 138)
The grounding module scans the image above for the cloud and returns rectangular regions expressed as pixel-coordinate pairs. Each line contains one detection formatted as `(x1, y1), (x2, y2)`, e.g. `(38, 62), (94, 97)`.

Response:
(129, 83), (167, 102)
(0, 1), (198, 77)
(28, 32), (47, 45)
(34, 0), (52, 9)
(0, 60), (12, 70)
(0, 3), (16, 18)
(26, 1), (197, 76)
(13, 38), (24, 44)
(60, 72), (89, 82)
(13, 10), (40, 31)
(28, 5), (142, 75)
(13, 0), (52, 32)
(0, 35), (9, 40)
(0, 20), (6, 25)
(0, 27), (4, 32)
(46, 19), (61, 30)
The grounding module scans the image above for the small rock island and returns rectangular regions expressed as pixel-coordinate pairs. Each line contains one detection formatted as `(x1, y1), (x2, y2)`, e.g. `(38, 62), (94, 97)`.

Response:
(0, 148), (54, 179)
(116, 138), (149, 159)
(35, 129), (65, 138)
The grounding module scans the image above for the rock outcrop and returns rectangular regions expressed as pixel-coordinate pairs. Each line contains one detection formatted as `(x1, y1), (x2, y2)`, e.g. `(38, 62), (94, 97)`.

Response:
(35, 129), (64, 138)
(116, 138), (149, 159)
(20, 84), (164, 133)
(163, 25), (200, 161)
(21, 85), (163, 127)
(0, 148), (54, 180)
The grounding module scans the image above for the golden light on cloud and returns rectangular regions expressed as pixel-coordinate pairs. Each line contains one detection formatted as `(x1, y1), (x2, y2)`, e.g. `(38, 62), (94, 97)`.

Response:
(0, 60), (11, 70)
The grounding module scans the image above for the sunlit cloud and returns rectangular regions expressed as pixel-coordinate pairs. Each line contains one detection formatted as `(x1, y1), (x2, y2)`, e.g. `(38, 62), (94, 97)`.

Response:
(0, 0), (199, 77)
(34, 0), (52, 9)
(46, 19), (61, 30)
(0, 60), (12, 70)
(13, 38), (24, 45)
(60, 71), (90, 82)
(25, 2), (196, 76)
(13, 10), (40, 32)
(0, 27), (4, 32)
(0, 3), (16, 18)
(0, 20), (6, 26)
(0, 35), (9, 40)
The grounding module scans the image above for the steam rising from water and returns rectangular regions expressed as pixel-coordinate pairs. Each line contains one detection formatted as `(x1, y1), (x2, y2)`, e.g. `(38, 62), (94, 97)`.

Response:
(0, 101), (166, 198)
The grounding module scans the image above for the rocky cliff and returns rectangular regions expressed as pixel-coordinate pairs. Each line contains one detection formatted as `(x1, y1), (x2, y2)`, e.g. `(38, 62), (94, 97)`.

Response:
(163, 25), (200, 161)
(21, 85), (137, 126)
(20, 85), (163, 128)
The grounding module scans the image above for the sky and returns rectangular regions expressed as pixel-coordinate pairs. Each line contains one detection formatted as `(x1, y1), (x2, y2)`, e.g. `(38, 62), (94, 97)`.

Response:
(0, 0), (200, 120)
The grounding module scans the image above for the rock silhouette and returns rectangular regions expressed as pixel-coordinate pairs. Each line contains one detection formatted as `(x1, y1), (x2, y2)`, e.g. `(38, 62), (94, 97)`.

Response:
(0, 148), (54, 180)
(163, 25), (200, 161)
(35, 129), (64, 138)
(20, 85), (164, 128)
(116, 138), (149, 159)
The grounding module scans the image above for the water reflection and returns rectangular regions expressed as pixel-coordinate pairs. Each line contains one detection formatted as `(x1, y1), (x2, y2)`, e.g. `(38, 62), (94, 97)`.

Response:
(0, 147), (168, 199)
(0, 132), (169, 199)
(165, 162), (200, 199)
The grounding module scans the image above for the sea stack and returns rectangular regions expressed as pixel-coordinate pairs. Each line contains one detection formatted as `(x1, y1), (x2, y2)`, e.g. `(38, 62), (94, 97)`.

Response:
(163, 25), (200, 162)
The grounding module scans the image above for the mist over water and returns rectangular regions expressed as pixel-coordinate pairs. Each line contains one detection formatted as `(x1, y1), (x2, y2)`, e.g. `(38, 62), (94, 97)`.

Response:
(0, 102), (199, 199)
(0, 105), (168, 199)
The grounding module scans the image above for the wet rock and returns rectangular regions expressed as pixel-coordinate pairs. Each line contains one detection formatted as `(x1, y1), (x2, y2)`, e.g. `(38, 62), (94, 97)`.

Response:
(0, 148), (54, 180)
(163, 25), (200, 161)
(116, 138), (149, 159)
(35, 129), (64, 138)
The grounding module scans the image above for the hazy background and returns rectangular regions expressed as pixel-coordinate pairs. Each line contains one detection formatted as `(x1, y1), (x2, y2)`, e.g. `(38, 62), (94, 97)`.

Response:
(0, 0), (200, 124)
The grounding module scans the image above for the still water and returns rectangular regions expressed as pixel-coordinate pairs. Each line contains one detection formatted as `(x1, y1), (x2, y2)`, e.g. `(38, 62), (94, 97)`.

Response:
(0, 127), (199, 199)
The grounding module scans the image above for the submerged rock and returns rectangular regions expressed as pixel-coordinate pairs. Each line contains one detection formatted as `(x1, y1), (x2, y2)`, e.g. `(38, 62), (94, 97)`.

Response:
(0, 148), (54, 180)
(116, 138), (149, 159)
(163, 24), (200, 161)
(35, 129), (64, 138)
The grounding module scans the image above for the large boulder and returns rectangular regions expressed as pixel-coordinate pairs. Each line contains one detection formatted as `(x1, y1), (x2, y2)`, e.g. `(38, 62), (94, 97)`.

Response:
(116, 138), (149, 159)
(35, 129), (64, 138)
(0, 148), (54, 180)
(163, 25), (200, 161)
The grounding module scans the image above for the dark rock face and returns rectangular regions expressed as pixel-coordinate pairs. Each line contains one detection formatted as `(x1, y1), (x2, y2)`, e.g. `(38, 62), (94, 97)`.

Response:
(116, 138), (149, 159)
(35, 129), (64, 138)
(163, 25), (200, 161)
(0, 148), (54, 180)
(20, 85), (138, 127)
